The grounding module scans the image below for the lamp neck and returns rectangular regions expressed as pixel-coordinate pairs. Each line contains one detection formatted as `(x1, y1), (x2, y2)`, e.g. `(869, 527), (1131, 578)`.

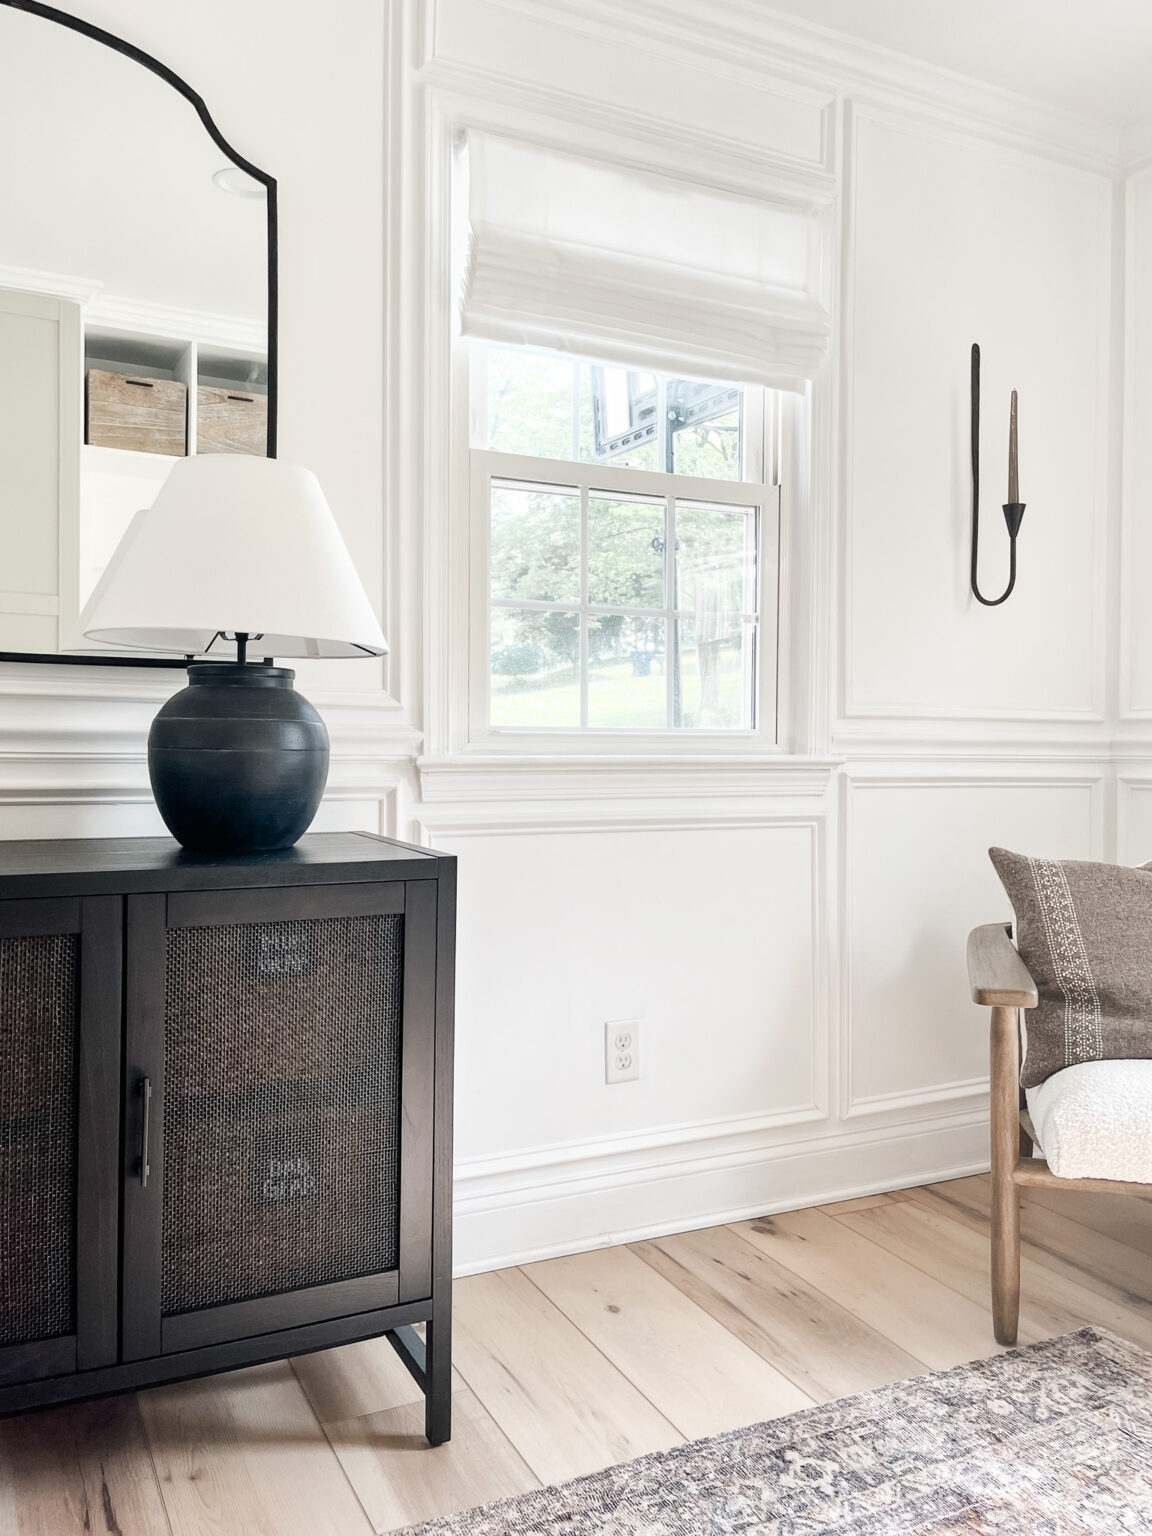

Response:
(186, 663), (295, 688)
(215, 630), (273, 666)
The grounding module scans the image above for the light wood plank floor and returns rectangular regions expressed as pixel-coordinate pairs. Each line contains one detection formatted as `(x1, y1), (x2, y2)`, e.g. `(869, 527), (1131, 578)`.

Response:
(4, 1173), (1151, 1535)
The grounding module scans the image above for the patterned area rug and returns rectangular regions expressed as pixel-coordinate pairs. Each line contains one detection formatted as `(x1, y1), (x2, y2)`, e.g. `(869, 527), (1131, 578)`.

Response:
(403, 1328), (1152, 1534)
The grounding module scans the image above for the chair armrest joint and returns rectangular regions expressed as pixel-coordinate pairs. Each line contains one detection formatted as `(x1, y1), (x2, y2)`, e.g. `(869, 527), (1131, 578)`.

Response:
(967, 922), (1038, 1009)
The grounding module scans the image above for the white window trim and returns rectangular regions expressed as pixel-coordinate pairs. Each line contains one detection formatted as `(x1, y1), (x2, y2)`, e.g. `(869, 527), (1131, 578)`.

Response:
(426, 99), (831, 768)
(467, 437), (782, 752)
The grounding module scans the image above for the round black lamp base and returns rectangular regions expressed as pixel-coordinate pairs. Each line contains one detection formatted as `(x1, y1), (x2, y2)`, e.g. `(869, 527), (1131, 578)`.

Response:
(148, 664), (330, 855)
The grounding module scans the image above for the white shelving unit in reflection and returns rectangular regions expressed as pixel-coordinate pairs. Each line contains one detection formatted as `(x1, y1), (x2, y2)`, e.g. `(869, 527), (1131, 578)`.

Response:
(0, 276), (268, 655)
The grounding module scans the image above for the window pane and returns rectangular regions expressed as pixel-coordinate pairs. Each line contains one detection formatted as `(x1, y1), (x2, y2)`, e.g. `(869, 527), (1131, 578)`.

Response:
(675, 501), (758, 729)
(490, 609), (580, 727)
(675, 500), (757, 617)
(587, 615), (667, 728)
(487, 347), (575, 459)
(582, 364), (660, 470)
(677, 616), (755, 729)
(490, 482), (580, 604)
(587, 495), (665, 609)
(478, 342), (769, 736)
(672, 407), (742, 481)
(481, 343), (751, 481)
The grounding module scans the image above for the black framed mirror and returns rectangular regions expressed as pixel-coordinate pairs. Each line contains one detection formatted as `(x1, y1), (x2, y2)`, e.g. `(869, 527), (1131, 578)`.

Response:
(0, 0), (277, 667)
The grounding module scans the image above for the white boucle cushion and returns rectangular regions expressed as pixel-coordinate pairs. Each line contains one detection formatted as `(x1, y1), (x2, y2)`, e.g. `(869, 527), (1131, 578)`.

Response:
(1026, 1059), (1152, 1182)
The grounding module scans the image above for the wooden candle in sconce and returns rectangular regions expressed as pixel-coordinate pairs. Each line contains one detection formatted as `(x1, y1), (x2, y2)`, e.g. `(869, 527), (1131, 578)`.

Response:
(1008, 389), (1019, 504)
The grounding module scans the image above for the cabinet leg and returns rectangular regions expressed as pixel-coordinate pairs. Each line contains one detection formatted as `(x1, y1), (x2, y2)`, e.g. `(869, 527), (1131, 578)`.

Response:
(424, 1299), (452, 1446)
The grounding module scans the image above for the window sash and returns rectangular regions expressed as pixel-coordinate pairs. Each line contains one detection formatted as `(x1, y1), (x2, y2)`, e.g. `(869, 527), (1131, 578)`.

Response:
(471, 448), (780, 739)
(469, 344), (770, 485)
(473, 448), (768, 508)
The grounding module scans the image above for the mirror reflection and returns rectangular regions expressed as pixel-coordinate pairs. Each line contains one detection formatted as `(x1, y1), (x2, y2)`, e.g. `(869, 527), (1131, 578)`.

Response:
(0, 3), (272, 657)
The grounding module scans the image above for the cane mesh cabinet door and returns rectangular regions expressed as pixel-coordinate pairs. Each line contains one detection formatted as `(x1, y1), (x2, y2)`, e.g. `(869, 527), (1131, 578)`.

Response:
(122, 880), (436, 1359)
(0, 898), (120, 1386)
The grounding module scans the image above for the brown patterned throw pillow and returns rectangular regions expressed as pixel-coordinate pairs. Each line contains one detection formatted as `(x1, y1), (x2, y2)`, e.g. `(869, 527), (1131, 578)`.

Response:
(988, 848), (1152, 1087)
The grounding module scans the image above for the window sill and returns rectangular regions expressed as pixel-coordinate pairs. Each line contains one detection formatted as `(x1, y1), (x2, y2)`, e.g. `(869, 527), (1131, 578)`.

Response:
(415, 751), (839, 803)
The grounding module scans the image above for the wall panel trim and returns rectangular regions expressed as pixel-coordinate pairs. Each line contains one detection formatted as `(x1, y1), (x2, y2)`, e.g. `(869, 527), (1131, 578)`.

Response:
(838, 769), (1107, 1119)
(453, 1103), (989, 1273)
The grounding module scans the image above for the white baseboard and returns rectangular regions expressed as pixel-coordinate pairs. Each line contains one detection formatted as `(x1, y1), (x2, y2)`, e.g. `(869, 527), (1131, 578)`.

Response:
(452, 1111), (989, 1275)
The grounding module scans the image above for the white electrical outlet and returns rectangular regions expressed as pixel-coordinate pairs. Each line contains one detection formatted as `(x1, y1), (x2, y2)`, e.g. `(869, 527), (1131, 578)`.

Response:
(605, 1019), (640, 1084)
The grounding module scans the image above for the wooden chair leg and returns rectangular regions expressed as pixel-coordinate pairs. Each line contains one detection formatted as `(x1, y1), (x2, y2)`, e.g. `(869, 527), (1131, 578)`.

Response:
(991, 1168), (1021, 1345)
(990, 1004), (1021, 1345)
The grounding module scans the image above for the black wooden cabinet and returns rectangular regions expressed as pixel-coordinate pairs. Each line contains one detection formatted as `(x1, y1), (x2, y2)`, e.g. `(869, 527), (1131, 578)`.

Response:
(0, 833), (455, 1444)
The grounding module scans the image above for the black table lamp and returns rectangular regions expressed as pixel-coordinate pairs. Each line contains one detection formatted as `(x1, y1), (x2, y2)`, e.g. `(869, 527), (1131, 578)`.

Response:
(80, 455), (388, 854)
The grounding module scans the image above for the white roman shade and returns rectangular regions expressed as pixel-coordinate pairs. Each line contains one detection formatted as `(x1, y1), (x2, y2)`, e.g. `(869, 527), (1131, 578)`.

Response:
(458, 130), (831, 388)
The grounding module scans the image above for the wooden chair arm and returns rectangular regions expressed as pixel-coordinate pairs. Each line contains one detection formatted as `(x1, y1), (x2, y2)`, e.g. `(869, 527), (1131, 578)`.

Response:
(967, 923), (1038, 1009)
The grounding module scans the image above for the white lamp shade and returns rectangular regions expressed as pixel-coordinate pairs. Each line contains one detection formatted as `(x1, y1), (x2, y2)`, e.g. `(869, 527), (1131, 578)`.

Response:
(81, 455), (388, 658)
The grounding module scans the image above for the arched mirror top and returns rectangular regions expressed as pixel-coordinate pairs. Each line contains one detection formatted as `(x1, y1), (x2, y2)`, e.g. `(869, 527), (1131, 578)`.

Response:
(0, 0), (277, 665)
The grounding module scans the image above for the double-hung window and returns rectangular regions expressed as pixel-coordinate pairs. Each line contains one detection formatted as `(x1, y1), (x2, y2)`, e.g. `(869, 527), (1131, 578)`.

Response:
(455, 129), (831, 747)
(470, 343), (780, 737)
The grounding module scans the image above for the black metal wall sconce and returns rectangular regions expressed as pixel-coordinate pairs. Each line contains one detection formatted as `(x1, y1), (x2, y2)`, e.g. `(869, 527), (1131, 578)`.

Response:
(970, 342), (1026, 606)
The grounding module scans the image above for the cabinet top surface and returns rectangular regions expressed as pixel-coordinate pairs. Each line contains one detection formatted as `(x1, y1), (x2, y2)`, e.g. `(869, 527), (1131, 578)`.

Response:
(0, 832), (447, 899)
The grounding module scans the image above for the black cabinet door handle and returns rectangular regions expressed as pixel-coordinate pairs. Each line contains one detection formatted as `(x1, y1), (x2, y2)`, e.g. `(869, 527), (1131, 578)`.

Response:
(138, 1076), (153, 1188)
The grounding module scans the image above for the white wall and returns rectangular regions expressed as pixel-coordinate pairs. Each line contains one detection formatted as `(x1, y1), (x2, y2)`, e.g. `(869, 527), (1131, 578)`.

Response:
(448, 822), (819, 1149)
(410, 1), (1120, 1271)
(843, 775), (1101, 1114)
(1117, 157), (1152, 874)
(845, 111), (1109, 722)
(1123, 168), (1152, 723)
(0, 0), (1139, 1274)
